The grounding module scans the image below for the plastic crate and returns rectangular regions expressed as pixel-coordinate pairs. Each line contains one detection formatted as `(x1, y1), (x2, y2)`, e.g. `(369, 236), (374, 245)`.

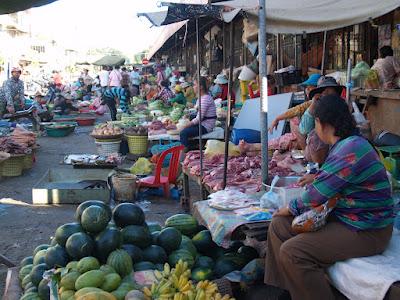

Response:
(274, 69), (302, 86)
(263, 176), (304, 207)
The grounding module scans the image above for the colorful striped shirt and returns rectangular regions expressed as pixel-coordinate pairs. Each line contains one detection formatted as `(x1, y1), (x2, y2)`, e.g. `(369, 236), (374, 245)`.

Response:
(191, 94), (216, 132)
(289, 135), (394, 230)
(103, 87), (129, 113)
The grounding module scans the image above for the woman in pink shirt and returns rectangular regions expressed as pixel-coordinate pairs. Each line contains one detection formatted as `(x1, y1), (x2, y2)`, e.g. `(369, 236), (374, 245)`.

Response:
(180, 76), (216, 149)
(109, 66), (122, 87)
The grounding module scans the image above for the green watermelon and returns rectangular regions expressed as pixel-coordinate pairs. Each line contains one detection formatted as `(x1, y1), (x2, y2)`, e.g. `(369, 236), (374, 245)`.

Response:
(65, 232), (94, 259)
(112, 203), (145, 228)
(21, 274), (32, 289)
(24, 282), (35, 292)
(142, 245), (167, 264)
(106, 249), (133, 277)
(80, 205), (110, 234)
(99, 264), (116, 275)
(214, 259), (238, 278)
(44, 245), (69, 268)
(211, 247), (227, 260)
(121, 225), (151, 249)
(179, 236), (197, 258)
(21, 292), (41, 300)
(33, 245), (50, 256)
(237, 246), (259, 262)
(121, 244), (143, 264)
(19, 264), (33, 282)
(75, 200), (112, 222)
(133, 261), (156, 271)
(30, 263), (48, 286)
(222, 253), (248, 269)
(165, 214), (198, 236)
(194, 256), (215, 269)
(228, 241), (244, 252)
(158, 227), (182, 253)
(37, 278), (50, 300)
(33, 250), (47, 266)
(55, 223), (83, 247)
(146, 221), (162, 233)
(21, 256), (34, 267)
(191, 267), (213, 281)
(49, 238), (57, 246)
(192, 230), (214, 253)
(77, 256), (100, 273)
(151, 231), (160, 245)
(94, 227), (122, 262)
(168, 249), (194, 268)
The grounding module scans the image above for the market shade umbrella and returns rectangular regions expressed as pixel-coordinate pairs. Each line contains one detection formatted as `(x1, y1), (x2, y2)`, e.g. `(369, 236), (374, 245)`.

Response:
(215, 0), (400, 34)
(92, 55), (126, 67)
(0, 0), (58, 14)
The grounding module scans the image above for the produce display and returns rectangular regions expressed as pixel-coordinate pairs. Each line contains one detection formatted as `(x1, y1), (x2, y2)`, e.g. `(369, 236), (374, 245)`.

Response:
(91, 124), (123, 137)
(125, 126), (148, 136)
(18, 201), (258, 300)
(148, 100), (164, 111)
(0, 136), (31, 154)
(169, 105), (185, 123)
(183, 148), (304, 194)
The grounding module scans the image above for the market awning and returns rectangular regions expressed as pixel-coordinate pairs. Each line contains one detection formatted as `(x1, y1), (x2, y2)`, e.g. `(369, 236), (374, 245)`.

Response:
(92, 55), (126, 67)
(146, 20), (188, 59)
(216, 0), (400, 34)
(0, 0), (59, 15)
(138, 3), (223, 27)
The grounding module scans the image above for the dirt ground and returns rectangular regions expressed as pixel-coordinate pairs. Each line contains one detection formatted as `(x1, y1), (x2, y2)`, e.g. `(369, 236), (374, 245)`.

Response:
(0, 118), (186, 296)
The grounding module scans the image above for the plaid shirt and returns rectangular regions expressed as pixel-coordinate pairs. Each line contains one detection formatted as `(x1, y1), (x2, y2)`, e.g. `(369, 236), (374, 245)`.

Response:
(289, 136), (394, 230)
(3, 77), (24, 108)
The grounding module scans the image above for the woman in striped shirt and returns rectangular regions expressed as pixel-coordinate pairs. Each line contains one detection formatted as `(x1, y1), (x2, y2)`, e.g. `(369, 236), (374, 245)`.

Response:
(265, 94), (394, 300)
(180, 77), (216, 149)
(101, 87), (130, 121)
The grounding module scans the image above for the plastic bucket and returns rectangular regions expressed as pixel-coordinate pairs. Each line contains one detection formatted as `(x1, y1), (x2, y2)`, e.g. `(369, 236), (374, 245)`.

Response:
(111, 173), (137, 202)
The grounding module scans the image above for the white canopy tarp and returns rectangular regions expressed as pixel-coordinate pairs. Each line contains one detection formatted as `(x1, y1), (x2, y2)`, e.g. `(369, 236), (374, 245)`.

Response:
(215, 0), (400, 34)
(147, 21), (188, 59)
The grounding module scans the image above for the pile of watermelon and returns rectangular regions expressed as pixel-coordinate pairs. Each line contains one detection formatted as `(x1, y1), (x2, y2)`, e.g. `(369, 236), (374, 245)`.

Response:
(18, 200), (259, 300)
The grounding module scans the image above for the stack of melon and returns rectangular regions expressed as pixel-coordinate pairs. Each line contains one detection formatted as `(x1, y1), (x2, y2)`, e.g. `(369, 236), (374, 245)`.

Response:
(18, 200), (259, 300)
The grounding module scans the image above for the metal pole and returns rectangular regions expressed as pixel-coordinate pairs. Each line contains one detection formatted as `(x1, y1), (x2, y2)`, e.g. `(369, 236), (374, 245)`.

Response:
(346, 58), (352, 108)
(259, 0), (268, 186)
(223, 21), (235, 189)
(209, 27), (212, 75)
(196, 18), (204, 199)
(321, 31), (327, 75)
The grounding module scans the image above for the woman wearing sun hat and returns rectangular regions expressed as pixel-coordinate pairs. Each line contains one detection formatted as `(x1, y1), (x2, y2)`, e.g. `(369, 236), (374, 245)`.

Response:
(169, 85), (187, 106)
(268, 73), (321, 133)
(213, 74), (236, 104)
(181, 82), (196, 104)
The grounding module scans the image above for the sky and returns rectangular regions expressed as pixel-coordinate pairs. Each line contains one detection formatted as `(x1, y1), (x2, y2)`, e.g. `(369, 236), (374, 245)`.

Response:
(29, 0), (166, 54)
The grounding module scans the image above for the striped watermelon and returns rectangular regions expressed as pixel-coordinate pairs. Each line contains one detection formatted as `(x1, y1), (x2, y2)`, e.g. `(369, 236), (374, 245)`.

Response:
(106, 249), (133, 277)
(165, 214), (198, 236)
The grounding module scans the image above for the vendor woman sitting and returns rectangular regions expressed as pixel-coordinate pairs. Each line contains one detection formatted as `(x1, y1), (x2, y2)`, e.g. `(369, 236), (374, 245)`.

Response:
(265, 94), (394, 300)
(179, 77), (216, 149)
(168, 85), (187, 106)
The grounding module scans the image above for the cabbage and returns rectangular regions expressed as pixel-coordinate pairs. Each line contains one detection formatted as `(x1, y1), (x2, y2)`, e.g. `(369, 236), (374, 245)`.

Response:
(149, 100), (163, 110)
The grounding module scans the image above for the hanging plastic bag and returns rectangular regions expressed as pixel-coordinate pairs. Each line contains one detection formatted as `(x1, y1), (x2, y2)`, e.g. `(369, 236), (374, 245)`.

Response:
(204, 140), (241, 158)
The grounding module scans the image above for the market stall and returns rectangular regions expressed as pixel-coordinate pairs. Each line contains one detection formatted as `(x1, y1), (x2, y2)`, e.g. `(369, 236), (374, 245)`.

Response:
(10, 201), (265, 300)
(352, 89), (400, 138)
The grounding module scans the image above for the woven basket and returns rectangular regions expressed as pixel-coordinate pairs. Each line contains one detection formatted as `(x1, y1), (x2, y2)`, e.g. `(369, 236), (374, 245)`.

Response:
(213, 278), (233, 297)
(1, 154), (24, 177)
(126, 134), (148, 155)
(23, 152), (34, 169)
(95, 141), (121, 156)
